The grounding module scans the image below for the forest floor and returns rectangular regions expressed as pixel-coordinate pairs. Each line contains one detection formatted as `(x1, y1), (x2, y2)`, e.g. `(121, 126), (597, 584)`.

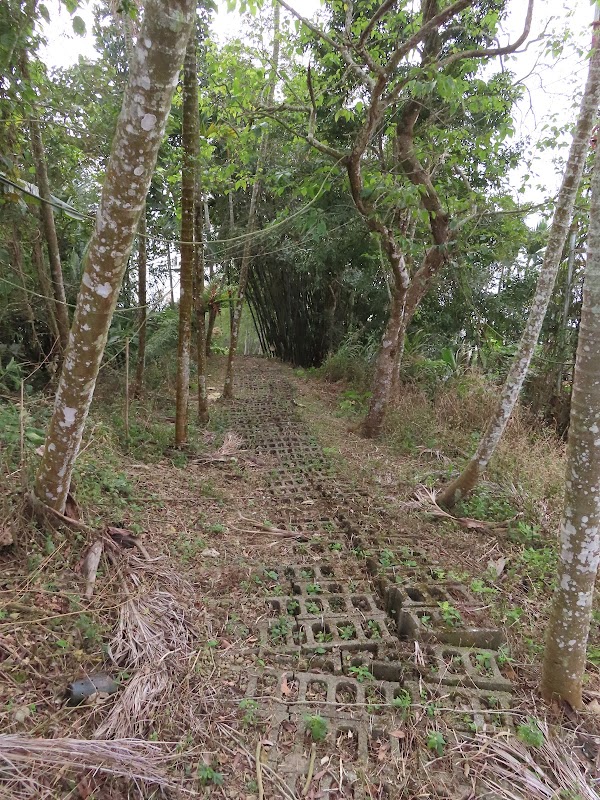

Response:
(2, 355), (600, 798)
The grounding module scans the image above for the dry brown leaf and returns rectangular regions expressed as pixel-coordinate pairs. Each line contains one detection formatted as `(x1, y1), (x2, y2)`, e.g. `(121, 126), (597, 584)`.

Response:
(281, 676), (292, 696)
(389, 729), (405, 739)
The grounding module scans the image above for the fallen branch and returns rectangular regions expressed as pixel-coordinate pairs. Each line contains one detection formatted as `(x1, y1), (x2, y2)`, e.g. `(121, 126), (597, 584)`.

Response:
(83, 540), (104, 599)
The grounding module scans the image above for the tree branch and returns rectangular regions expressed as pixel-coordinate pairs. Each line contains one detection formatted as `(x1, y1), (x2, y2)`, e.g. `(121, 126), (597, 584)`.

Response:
(436, 0), (534, 71)
(275, 0), (375, 89)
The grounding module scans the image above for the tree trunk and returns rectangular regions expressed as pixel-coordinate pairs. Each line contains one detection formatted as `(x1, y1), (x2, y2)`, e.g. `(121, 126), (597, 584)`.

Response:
(174, 35), (197, 446)
(32, 233), (61, 347)
(11, 223), (42, 357)
(29, 117), (70, 351)
(195, 190), (209, 424)
(166, 243), (175, 308)
(223, 1), (280, 400)
(205, 303), (218, 356)
(362, 287), (406, 438)
(438, 16), (600, 508)
(34, 0), (195, 513)
(134, 209), (147, 399)
(541, 119), (600, 710)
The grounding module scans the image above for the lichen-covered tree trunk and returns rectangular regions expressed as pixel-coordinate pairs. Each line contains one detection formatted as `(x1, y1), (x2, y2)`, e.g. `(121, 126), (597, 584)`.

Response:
(174, 35), (197, 445)
(223, 1), (280, 400)
(541, 120), (600, 710)
(438, 18), (600, 508)
(34, 0), (194, 513)
(134, 209), (147, 399)
(29, 117), (70, 351)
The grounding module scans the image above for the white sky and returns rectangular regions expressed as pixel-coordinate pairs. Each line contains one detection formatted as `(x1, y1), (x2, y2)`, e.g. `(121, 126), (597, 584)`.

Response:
(37, 0), (594, 205)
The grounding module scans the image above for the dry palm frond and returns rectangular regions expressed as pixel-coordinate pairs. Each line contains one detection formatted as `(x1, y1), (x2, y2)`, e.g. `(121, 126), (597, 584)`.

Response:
(460, 723), (600, 800)
(95, 556), (199, 738)
(196, 430), (244, 462)
(404, 485), (511, 532)
(0, 735), (183, 799)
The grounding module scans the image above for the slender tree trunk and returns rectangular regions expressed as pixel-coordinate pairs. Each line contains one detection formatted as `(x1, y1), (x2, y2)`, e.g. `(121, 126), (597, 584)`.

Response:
(134, 209), (147, 398)
(541, 121), (600, 710)
(223, 2), (280, 400)
(29, 118), (70, 351)
(34, 0), (195, 513)
(32, 234), (60, 346)
(166, 243), (175, 308)
(554, 226), (577, 395)
(11, 224), (42, 357)
(438, 17), (600, 508)
(174, 35), (197, 446)
(205, 304), (218, 356)
(195, 185), (209, 424)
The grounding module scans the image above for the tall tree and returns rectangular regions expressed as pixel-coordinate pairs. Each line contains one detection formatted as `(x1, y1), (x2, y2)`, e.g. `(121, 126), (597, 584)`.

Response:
(34, 0), (195, 513)
(540, 9), (600, 712)
(277, 0), (533, 437)
(438, 7), (600, 508)
(134, 208), (147, 399)
(222, 1), (280, 400)
(175, 35), (198, 445)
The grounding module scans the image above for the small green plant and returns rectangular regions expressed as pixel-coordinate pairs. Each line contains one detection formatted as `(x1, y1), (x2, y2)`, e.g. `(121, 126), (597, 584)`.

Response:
(475, 651), (493, 672)
(379, 549), (395, 568)
(269, 617), (290, 644)
(287, 599), (301, 615)
(329, 542), (343, 552)
(438, 601), (462, 627)
(504, 607), (523, 626)
(264, 569), (279, 582)
(315, 630), (333, 643)
(470, 578), (497, 596)
(348, 665), (374, 683)
(339, 624), (356, 640)
(239, 698), (259, 726)
(197, 764), (224, 786)
(427, 731), (446, 756)
(496, 644), (514, 667)
(300, 568), (314, 579)
(517, 718), (544, 748)
(306, 583), (322, 595)
(305, 601), (321, 614)
(304, 714), (328, 742)
(392, 689), (412, 719)
(366, 620), (381, 639)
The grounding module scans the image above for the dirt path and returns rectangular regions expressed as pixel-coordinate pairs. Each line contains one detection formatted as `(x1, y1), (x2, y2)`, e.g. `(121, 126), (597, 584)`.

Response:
(200, 358), (515, 799)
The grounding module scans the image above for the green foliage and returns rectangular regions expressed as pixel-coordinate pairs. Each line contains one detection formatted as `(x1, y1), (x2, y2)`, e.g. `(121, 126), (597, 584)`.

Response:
(197, 764), (224, 786)
(438, 602), (462, 627)
(426, 731), (446, 756)
(516, 719), (544, 748)
(304, 714), (328, 742)
(348, 665), (374, 683)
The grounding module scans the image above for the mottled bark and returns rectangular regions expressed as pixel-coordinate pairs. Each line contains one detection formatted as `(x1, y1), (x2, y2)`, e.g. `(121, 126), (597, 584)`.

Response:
(34, 0), (195, 513)
(541, 115), (600, 710)
(29, 117), (70, 351)
(174, 36), (197, 446)
(438, 18), (600, 509)
(133, 210), (147, 399)
(223, 2), (280, 400)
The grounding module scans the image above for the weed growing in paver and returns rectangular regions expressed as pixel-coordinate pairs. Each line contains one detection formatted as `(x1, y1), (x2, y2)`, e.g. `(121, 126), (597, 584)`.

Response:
(470, 578), (497, 596)
(438, 602), (462, 627)
(392, 689), (412, 720)
(348, 665), (374, 682)
(306, 601), (321, 614)
(496, 644), (513, 666)
(287, 600), (301, 616)
(366, 620), (382, 639)
(306, 583), (322, 595)
(304, 714), (328, 742)
(269, 617), (291, 644)
(315, 630), (334, 643)
(475, 651), (494, 675)
(339, 624), (357, 640)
